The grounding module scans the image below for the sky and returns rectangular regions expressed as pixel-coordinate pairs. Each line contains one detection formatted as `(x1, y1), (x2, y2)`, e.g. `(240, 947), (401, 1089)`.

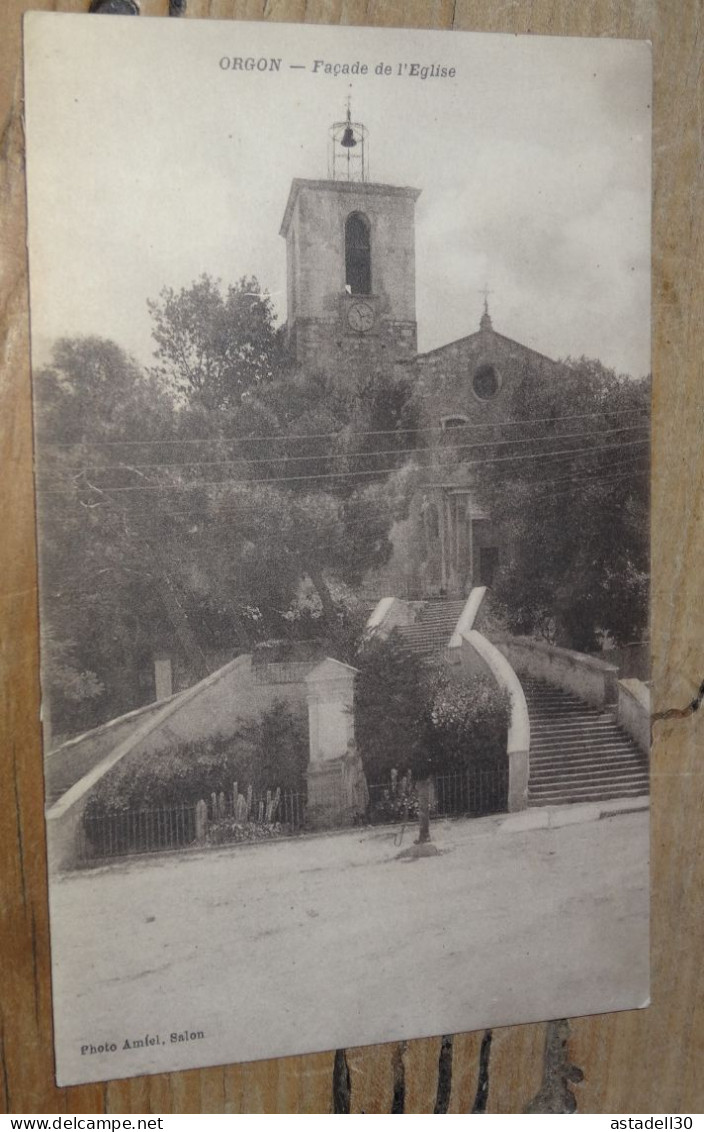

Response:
(24, 14), (652, 377)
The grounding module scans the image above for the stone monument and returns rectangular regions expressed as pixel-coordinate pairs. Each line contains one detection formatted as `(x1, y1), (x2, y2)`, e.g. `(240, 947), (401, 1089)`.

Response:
(304, 658), (368, 828)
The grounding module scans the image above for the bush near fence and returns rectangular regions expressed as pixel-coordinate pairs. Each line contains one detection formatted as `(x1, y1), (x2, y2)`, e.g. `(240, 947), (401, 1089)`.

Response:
(80, 700), (308, 853)
(79, 782), (306, 861)
(367, 762), (508, 826)
(355, 634), (510, 786)
(78, 762), (508, 864)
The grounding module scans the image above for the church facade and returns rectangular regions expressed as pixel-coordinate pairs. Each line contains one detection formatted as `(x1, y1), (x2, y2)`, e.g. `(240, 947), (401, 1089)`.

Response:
(279, 117), (572, 599)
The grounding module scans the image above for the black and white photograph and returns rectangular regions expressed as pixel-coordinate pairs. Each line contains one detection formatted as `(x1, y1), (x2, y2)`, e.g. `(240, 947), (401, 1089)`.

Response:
(24, 14), (651, 1086)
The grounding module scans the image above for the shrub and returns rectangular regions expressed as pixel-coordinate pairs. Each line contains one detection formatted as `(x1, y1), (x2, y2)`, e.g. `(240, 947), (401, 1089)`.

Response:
(355, 633), (510, 785)
(354, 632), (429, 783)
(83, 699), (307, 825)
(205, 818), (283, 845)
(368, 770), (422, 824)
(231, 699), (308, 793)
(426, 671), (510, 772)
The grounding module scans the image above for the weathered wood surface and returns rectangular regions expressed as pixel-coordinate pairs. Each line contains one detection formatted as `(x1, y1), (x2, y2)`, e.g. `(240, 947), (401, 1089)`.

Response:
(2, 0), (703, 1114)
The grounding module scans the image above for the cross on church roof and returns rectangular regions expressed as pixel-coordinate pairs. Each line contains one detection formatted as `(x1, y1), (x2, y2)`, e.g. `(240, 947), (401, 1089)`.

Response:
(478, 284), (494, 314)
(478, 285), (494, 330)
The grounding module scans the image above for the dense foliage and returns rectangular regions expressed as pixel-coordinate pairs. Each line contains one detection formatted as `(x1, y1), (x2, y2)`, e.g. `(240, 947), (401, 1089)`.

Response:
(36, 283), (418, 736)
(354, 633), (510, 784)
(83, 699), (308, 821)
(37, 272), (648, 745)
(148, 275), (287, 409)
(468, 357), (650, 651)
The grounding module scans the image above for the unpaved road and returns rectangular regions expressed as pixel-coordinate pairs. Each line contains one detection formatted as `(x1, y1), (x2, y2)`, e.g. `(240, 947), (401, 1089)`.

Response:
(50, 806), (649, 1085)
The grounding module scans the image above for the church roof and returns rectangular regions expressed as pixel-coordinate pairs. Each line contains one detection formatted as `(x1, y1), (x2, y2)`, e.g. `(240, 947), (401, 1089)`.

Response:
(415, 326), (570, 370)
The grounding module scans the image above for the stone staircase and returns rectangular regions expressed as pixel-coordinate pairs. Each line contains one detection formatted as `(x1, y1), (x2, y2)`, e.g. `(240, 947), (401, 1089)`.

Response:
(524, 678), (649, 806)
(395, 599), (466, 658)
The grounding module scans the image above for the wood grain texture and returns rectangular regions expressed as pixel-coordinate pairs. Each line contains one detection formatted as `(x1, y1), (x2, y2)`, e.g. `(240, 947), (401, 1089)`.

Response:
(2, 0), (703, 1113)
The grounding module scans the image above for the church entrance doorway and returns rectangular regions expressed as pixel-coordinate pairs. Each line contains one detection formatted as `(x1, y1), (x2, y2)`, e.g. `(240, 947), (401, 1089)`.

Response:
(479, 545), (500, 588)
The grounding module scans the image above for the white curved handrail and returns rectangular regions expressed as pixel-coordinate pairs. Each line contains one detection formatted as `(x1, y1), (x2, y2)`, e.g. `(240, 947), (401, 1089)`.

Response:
(458, 628), (530, 812)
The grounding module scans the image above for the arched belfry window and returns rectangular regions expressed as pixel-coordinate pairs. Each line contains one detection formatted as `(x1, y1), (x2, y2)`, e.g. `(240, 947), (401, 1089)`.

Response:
(345, 212), (371, 295)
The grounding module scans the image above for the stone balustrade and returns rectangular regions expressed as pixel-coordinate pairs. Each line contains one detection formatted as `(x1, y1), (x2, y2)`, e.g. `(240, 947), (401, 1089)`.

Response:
(495, 636), (619, 710)
(456, 629), (531, 812)
(617, 678), (650, 754)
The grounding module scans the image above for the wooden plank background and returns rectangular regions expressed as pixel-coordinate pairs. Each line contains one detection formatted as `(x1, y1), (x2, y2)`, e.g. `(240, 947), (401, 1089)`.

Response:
(2, 0), (702, 1114)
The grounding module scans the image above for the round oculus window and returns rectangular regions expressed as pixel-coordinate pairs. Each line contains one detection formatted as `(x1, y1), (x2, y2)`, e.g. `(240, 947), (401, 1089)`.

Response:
(472, 363), (500, 400)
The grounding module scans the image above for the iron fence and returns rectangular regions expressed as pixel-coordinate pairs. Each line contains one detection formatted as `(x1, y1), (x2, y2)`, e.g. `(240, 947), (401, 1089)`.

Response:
(368, 763), (508, 825)
(79, 802), (198, 861)
(434, 764), (508, 817)
(77, 763), (508, 865)
(78, 787), (307, 864)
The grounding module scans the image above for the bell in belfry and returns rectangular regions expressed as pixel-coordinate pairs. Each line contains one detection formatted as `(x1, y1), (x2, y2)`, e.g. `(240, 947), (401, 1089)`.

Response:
(328, 97), (368, 181)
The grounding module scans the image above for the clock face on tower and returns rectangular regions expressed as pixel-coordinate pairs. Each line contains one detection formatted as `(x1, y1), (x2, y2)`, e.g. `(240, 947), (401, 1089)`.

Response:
(347, 301), (375, 333)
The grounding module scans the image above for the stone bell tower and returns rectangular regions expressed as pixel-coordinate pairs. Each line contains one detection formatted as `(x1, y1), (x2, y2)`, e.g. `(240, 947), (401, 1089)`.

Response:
(279, 102), (421, 376)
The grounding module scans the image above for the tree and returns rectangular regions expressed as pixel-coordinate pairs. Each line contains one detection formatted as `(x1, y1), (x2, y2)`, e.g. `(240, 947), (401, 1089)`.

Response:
(34, 337), (216, 737)
(469, 358), (650, 651)
(34, 334), (400, 735)
(146, 285), (417, 638)
(355, 633), (430, 782)
(147, 274), (287, 409)
(355, 634), (509, 843)
(426, 669), (509, 774)
(38, 266), (426, 738)
(355, 633), (435, 843)
(231, 701), (309, 794)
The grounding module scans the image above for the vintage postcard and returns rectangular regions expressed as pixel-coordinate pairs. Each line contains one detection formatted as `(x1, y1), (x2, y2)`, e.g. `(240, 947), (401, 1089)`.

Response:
(24, 14), (651, 1086)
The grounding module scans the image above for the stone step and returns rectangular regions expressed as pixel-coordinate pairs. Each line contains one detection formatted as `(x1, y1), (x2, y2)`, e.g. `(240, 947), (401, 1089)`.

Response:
(531, 736), (636, 753)
(529, 776), (648, 795)
(528, 699), (611, 710)
(530, 722), (620, 737)
(529, 707), (613, 719)
(525, 692), (592, 703)
(529, 775), (648, 794)
(532, 722), (626, 735)
(525, 686), (579, 692)
(395, 629), (453, 657)
(528, 786), (648, 806)
(531, 752), (647, 769)
(526, 689), (585, 699)
(528, 705), (600, 715)
(531, 789), (649, 802)
(524, 676), (647, 808)
(417, 611), (464, 622)
(417, 602), (464, 621)
(531, 733), (628, 749)
(532, 724), (630, 739)
(531, 751), (647, 771)
(396, 627), (451, 639)
(531, 765), (648, 784)
(531, 739), (645, 757)
(531, 737), (644, 755)
(530, 765), (648, 785)
(529, 704), (608, 715)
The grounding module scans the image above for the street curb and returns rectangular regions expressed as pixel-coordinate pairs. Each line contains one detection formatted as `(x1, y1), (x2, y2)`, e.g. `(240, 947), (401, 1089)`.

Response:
(496, 794), (650, 835)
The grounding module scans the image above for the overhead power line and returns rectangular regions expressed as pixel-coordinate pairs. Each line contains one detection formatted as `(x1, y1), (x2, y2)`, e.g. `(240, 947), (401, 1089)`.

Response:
(43, 406), (650, 449)
(38, 439), (650, 496)
(43, 461), (648, 541)
(121, 464), (651, 527)
(58, 424), (649, 475)
(103, 452), (649, 517)
(273, 471), (650, 555)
